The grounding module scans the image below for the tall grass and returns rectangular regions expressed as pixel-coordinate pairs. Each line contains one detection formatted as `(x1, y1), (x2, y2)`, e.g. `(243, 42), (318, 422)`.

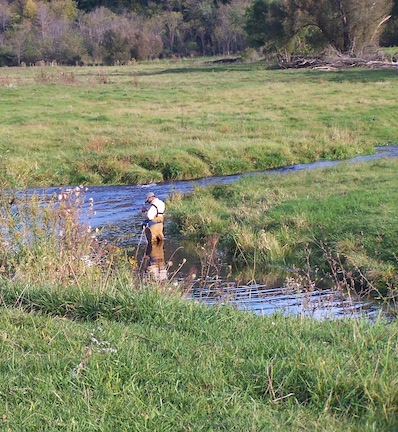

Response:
(0, 288), (397, 431)
(0, 183), (132, 288)
(1, 61), (397, 187)
(168, 158), (398, 297)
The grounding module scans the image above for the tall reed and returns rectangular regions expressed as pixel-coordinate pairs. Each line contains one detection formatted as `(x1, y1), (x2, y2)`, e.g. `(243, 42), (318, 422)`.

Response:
(0, 183), (131, 288)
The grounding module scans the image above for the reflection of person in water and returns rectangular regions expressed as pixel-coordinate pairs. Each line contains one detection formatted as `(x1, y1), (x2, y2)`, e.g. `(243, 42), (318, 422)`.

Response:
(143, 239), (167, 282)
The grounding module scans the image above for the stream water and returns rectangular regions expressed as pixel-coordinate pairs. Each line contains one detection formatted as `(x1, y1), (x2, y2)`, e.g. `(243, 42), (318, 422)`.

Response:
(44, 146), (398, 320)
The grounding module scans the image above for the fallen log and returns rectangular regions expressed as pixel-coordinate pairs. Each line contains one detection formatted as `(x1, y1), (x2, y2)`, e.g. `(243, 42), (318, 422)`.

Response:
(279, 56), (398, 70)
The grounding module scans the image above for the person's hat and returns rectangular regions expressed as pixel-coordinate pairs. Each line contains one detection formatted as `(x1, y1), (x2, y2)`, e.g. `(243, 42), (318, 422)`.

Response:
(145, 192), (155, 203)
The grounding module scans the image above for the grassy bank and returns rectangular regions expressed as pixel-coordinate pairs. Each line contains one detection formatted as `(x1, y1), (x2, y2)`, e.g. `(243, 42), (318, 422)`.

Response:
(0, 283), (397, 431)
(168, 158), (398, 296)
(1, 60), (397, 187)
(0, 137), (397, 431)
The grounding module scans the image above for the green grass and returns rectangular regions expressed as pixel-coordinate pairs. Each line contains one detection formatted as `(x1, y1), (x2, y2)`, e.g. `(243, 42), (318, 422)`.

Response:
(0, 283), (397, 431)
(381, 46), (398, 60)
(1, 60), (397, 187)
(1, 79), (398, 431)
(168, 158), (398, 295)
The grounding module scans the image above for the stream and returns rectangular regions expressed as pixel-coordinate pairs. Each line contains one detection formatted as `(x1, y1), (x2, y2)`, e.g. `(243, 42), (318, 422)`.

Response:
(45, 146), (398, 320)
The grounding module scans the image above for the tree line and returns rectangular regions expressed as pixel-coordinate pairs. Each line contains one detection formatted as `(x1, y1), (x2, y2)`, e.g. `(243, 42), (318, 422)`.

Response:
(0, 0), (396, 66)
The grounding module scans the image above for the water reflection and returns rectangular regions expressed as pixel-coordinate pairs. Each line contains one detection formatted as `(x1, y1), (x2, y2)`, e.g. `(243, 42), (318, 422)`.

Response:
(141, 239), (168, 283)
(188, 281), (388, 321)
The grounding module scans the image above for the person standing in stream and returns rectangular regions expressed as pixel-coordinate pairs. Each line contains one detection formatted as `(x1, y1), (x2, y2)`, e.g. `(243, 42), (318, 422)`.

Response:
(141, 192), (165, 246)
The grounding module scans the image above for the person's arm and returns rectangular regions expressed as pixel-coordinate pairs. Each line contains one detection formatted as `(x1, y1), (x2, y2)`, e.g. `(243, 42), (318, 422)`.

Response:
(146, 205), (157, 220)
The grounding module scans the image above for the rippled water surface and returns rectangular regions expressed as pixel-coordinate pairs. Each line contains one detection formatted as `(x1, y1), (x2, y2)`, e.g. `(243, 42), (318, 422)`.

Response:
(188, 282), (389, 320)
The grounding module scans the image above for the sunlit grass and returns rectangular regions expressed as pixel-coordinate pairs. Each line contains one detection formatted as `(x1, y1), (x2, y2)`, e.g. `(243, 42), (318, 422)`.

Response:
(0, 287), (397, 431)
(0, 102), (397, 430)
(168, 158), (398, 295)
(1, 61), (397, 187)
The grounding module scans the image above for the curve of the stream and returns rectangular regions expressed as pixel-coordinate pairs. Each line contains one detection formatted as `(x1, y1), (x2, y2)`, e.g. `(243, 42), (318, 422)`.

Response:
(40, 145), (398, 320)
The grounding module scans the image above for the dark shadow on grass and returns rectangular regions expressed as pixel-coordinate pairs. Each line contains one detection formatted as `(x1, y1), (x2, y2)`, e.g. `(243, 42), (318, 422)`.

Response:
(137, 60), (266, 76)
(138, 64), (398, 84)
(284, 68), (398, 83)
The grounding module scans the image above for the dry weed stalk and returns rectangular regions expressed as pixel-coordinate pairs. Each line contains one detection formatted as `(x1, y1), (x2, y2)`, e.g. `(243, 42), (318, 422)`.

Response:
(0, 185), (128, 286)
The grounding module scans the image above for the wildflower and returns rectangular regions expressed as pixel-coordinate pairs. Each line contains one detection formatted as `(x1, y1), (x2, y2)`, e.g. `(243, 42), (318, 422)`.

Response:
(81, 255), (93, 267)
(100, 348), (117, 354)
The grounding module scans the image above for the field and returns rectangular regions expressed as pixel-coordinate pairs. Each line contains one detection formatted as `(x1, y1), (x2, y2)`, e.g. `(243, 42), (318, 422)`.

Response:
(1, 59), (397, 187)
(1, 60), (398, 431)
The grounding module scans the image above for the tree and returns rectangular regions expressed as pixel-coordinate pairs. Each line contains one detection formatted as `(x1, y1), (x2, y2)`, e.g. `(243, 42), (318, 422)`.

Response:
(54, 22), (87, 64)
(161, 10), (184, 54)
(245, 0), (289, 51)
(381, 0), (398, 45)
(9, 0), (38, 23)
(282, 0), (393, 55)
(0, 1), (12, 33)
(22, 0), (38, 20)
(132, 16), (163, 60)
(102, 28), (131, 64)
(0, 2), (13, 65)
(5, 19), (33, 64)
(25, 0), (85, 64)
(48, 0), (79, 20)
(184, 0), (218, 55)
(213, 0), (250, 55)
(77, 6), (118, 61)
(245, 0), (393, 56)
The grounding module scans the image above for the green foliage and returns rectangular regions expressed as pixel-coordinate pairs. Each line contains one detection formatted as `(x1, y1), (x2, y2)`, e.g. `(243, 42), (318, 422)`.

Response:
(245, 0), (289, 51)
(53, 27), (87, 65)
(381, 19), (398, 46)
(2, 0), (397, 63)
(49, 0), (79, 20)
(102, 29), (132, 65)
(2, 0), (250, 63)
(280, 0), (394, 55)
(243, 0), (396, 56)
(0, 45), (15, 66)
(381, 0), (398, 45)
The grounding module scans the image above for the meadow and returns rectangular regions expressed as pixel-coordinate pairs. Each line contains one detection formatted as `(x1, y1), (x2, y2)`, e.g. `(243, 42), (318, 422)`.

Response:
(0, 59), (397, 188)
(168, 158), (398, 298)
(1, 60), (398, 430)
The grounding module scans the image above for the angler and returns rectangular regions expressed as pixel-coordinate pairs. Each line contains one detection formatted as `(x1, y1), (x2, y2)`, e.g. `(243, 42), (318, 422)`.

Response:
(141, 192), (165, 246)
